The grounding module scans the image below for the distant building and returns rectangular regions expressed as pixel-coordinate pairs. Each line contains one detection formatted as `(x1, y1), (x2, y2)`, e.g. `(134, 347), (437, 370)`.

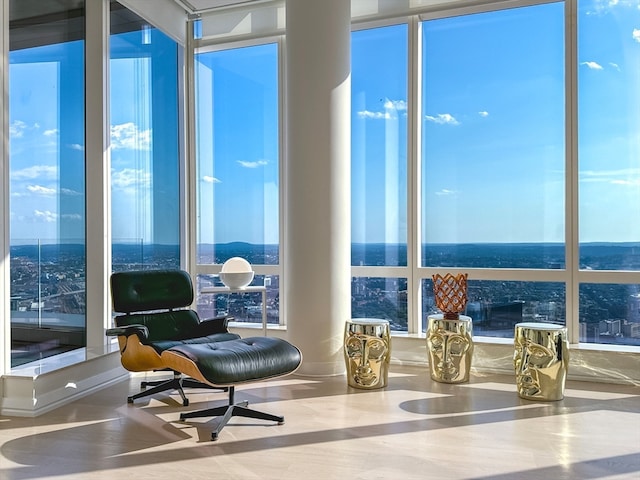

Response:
(536, 301), (558, 323)
(600, 319), (621, 336)
(627, 293), (640, 323)
(482, 301), (524, 329)
(622, 321), (640, 338)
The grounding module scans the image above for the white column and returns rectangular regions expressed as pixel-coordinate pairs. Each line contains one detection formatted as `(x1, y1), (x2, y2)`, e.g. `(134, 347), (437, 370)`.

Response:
(284, 0), (351, 376)
(1, 0), (9, 373)
(85, 0), (111, 349)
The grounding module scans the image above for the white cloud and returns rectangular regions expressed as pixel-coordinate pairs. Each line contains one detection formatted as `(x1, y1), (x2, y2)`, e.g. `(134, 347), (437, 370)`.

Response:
(358, 98), (407, 120)
(237, 160), (268, 168)
(60, 188), (82, 196)
(111, 122), (152, 151)
(435, 189), (457, 196)
(12, 165), (57, 180)
(69, 143), (84, 151)
(585, 0), (627, 15)
(202, 175), (221, 183)
(27, 185), (56, 195)
(634, 28), (640, 42)
(610, 178), (640, 185)
(358, 110), (391, 119)
(425, 113), (460, 125)
(34, 210), (57, 222)
(383, 99), (407, 111)
(581, 61), (604, 70)
(580, 168), (640, 185)
(609, 62), (621, 71)
(9, 120), (42, 138)
(478, 111), (489, 118)
(61, 213), (82, 220)
(44, 129), (58, 137)
(10, 120), (28, 138)
(111, 168), (151, 189)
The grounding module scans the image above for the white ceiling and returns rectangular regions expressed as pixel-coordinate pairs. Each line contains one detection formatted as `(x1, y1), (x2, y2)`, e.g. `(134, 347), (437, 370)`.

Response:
(173, 0), (266, 14)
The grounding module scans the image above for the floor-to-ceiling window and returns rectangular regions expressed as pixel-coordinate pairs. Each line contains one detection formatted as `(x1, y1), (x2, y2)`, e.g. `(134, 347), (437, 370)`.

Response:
(577, 0), (640, 346)
(351, 24), (409, 331)
(349, 0), (640, 349)
(6, 0), (183, 370)
(9, 0), (87, 367)
(420, 3), (566, 337)
(193, 40), (280, 325)
(110, 1), (181, 273)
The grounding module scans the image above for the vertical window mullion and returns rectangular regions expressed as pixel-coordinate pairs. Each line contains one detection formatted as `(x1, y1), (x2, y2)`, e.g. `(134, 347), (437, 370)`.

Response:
(408, 16), (422, 334)
(566, 0), (579, 344)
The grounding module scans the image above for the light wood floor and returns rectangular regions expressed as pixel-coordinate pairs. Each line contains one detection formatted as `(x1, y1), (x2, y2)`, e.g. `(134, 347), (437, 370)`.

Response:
(1, 365), (639, 480)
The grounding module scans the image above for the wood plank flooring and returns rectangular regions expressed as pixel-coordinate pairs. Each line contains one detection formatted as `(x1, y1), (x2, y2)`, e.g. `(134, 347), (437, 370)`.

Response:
(1, 364), (639, 479)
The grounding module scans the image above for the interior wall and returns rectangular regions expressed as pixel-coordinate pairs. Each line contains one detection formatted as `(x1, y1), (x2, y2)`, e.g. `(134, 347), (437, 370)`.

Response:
(116, 0), (187, 44)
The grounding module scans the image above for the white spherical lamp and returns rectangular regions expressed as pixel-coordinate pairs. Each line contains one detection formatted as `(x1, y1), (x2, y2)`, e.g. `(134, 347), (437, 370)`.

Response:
(219, 257), (254, 289)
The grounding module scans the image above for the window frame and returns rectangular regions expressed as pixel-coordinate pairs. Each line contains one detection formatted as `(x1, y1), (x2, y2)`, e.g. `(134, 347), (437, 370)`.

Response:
(351, 0), (640, 351)
(188, 32), (285, 326)
(184, 0), (640, 352)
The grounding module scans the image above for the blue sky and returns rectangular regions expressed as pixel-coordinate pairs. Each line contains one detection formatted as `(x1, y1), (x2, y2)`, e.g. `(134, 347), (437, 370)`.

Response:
(196, 43), (280, 246)
(9, 40), (85, 244)
(9, 0), (640, 246)
(10, 27), (178, 245)
(350, 0), (640, 245)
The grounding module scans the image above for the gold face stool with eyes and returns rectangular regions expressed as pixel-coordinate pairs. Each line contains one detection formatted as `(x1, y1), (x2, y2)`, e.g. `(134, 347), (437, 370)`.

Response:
(344, 319), (391, 389)
(514, 322), (569, 401)
(426, 314), (474, 383)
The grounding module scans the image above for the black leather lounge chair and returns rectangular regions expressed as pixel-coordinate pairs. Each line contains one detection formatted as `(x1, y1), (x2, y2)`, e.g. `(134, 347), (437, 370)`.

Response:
(108, 269), (303, 440)
(108, 269), (241, 406)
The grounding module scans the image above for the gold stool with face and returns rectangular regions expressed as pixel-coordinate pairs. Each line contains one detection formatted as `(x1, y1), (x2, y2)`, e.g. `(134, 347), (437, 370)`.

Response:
(514, 322), (569, 401)
(427, 315), (473, 383)
(344, 319), (391, 389)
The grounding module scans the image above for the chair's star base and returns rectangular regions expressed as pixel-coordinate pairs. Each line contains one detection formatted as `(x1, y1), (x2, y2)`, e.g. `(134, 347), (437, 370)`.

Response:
(128, 371), (228, 406)
(179, 386), (285, 440)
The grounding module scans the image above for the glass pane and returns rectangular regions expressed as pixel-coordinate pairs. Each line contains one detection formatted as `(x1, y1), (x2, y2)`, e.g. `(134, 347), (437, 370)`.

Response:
(110, 1), (181, 272)
(421, 4), (565, 268)
(352, 25), (408, 266)
(195, 43), (279, 265)
(9, 1), (86, 367)
(196, 274), (280, 325)
(579, 283), (640, 347)
(578, 0), (640, 269)
(352, 277), (408, 331)
(423, 279), (566, 338)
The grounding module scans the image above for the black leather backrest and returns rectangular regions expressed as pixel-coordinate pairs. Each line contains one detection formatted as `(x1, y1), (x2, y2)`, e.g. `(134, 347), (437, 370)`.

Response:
(114, 310), (201, 342)
(111, 270), (194, 313)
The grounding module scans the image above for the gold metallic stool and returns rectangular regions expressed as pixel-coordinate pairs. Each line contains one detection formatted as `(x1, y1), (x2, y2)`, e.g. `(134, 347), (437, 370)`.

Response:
(344, 318), (391, 389)
(514, 322), (569, 401)
(426, 314), (474, 383)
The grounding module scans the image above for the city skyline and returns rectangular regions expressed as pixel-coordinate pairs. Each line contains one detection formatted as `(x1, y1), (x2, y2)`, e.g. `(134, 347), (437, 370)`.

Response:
(9, 241), (640, 350)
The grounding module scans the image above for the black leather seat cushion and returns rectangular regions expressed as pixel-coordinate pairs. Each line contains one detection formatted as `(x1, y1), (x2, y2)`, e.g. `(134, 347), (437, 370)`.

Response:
(167, 337), (302, 385)
(151, 333), (240, 354)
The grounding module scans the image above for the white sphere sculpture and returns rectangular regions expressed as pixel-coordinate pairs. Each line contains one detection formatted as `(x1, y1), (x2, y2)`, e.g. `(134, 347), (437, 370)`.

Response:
(219, 257), (254, 289)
